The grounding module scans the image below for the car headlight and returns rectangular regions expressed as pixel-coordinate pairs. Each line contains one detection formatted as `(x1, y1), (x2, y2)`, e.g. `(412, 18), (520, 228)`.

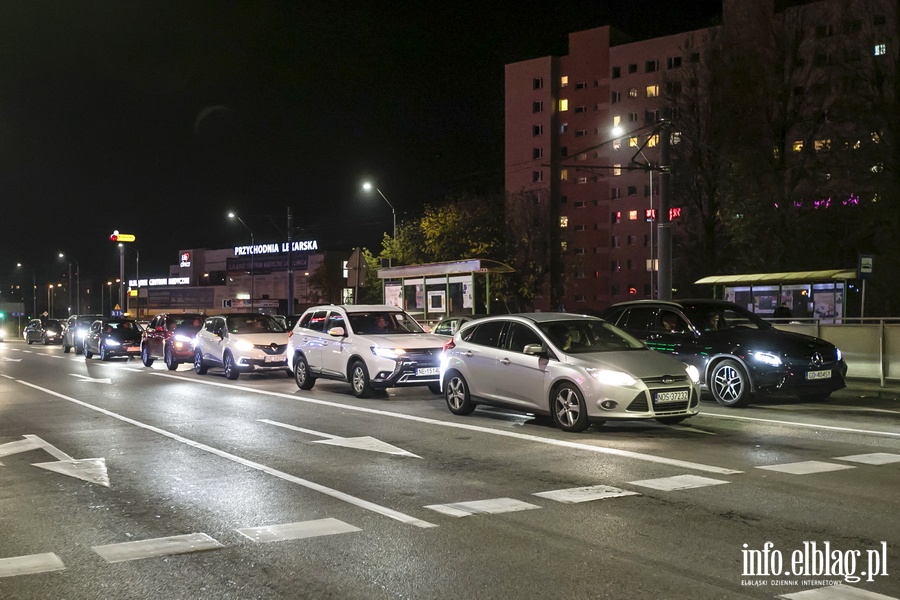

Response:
(587, 368), (636, 387)
(174, 334), (193, 343)
(684, 364), (700, 384)
(836, 348), (842, 361)
(234, 340), (254, 351)
(105, 339), (121, 346)
(751, 351), (782, 367)
(372, 346), (407, 360)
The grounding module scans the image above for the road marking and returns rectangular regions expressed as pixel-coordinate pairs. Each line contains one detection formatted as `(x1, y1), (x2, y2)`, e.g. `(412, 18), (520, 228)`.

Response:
(16, 380), (437, 529)
(259, 419), (421, 457)
(0, 553), (66, 578)
(151, 373), (743, 475)
(0, 358), (22, 362)
(833, 452), (900, 465)
(534, 485), (640, 503)
(778, 585), (899, 599)
(23, 434), (74, 460)
(699, 412), (900, 439)
(236, 518), (360, 543)
(33, 458), (110, 487)
(425, 498), (541, 517)
(756, 461), (856, 475)
(69, 374), (112, 384)
(92, 533), (223, 563)
(0, 438), (43, 458)
(1, 374), (16, 379)
(628, 474), (730, 491)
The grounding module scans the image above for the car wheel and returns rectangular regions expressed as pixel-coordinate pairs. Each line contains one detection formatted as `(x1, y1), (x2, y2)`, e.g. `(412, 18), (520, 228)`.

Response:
(656, 416), (689, 425)
(26, 337), (33, 345)
(350, 360), (372, 398)
(428, 383), (442, 394)
(42, 335), (49, 345)
(223, 351), (240, 380)
(193, 350), (208, 375)
(164, 346), (178, 371)
(63, 343), (71, 354)
(444, 371), (476, 415)
(75, 343), (83, 355)
(84, 343), (93, 359)
(141, 345), (155, 367)
(551, 382), (590, 432)
(293, 354), (316, 390)
(99, 343), (109, 361)
(710, 359), (752, 407)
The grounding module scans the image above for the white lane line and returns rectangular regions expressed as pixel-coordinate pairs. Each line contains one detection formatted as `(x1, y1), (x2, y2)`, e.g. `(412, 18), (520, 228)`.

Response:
(778, 585), (899, 599)
(236, 518), (360, 543)
(23, 435), (74, 461)
(628, 474), (730, 491)
(425, 498), (541, 517)
(16, 380), (437, 529)
(92, 533), (223, 563)
(258, 419), (340, 439)
(1, 374), (15, 379)
(0, 553), (66, 578)
(150, 373), (743, 475)
(534, 485), (640, 503)
(833, 452), (900, 465)
(756, 461), (856, 475)
(699, 412), (900, 439)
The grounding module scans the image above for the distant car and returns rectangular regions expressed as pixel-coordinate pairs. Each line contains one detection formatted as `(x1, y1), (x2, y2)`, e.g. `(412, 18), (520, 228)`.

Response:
(0, 324), (6, 342)
(431, 315), (487, 337)
(193, 313), (289, 380)
(288, 304), (451, 397)
(63, 314), (105, 354)
(83, 318), (143, 360)
(24, 318), (64, 345)
(600, 299), (848, 407)
(439, 313), (700, 432)
(141, 312), (205, 370)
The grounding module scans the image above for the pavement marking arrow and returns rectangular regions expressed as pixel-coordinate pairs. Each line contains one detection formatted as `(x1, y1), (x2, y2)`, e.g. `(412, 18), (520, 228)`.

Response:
(258, 419), (421, 458)
(33, 458), (110, 487)
(69, 374), (112, 384)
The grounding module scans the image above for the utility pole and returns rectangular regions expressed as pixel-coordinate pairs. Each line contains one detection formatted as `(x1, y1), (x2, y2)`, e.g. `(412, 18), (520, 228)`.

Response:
(287, 206), (294, 316)
(657, 119), (673, 301)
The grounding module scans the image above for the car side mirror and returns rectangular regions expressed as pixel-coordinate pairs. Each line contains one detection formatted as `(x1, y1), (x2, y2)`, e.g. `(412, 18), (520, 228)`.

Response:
(327, 326), (346, 337)
(523, 343), (548, 357)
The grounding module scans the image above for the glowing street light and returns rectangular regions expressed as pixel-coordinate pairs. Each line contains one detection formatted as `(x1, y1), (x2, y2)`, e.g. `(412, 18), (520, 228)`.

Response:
(228, 212), (255, 310)
(361, 181), (396, 240)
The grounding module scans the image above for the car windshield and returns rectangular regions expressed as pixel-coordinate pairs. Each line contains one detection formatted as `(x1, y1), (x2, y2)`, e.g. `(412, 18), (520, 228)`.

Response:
(104, 321), (138, 332)
(347, 311), (425, 334)
(227, 315), (285, 334)
(538, 319), (645, 354)
(46, 322), (63, 332)
(680, 303), (772, 332)
(172, 315), (205, 330)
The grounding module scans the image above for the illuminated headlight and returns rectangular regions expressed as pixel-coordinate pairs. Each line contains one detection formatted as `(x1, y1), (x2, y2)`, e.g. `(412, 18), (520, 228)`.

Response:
(174, 334), (193, 343)
(836, 348), (842, 361)
(684, 364), (700, 384)
(105, 339), (121, 347)
(587, 368), (636, 387)
(372, 346), (406, 360)
(234, 340), (254, 351)
(751, 351), (782, 367)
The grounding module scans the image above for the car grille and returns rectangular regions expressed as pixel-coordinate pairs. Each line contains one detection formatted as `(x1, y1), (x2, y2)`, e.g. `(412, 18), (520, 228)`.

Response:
(626, 375), (694, 414)
(402, 347), (443, 366)
(255, 343), (288, 355)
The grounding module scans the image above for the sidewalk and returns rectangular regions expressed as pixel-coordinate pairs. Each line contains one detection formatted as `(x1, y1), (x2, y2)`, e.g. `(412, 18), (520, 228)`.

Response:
(833, 378), (900, 400)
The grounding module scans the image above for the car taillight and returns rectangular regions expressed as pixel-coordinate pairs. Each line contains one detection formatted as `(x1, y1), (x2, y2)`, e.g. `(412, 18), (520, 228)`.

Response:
(288, 330), (293, 338)
(442, 339), (455, 352)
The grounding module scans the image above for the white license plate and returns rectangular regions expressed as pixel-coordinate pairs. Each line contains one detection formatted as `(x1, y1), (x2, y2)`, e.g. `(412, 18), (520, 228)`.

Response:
(655, 390), (689, 403)
(126, 347), (140, 353)
(806, 369), (831, 380)
(416, 367), (439, 376)
(264, 355), (283, 363)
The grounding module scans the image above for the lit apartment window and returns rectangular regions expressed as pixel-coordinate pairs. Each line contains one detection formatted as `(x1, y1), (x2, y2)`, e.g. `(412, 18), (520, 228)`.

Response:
(533, 147), (543, 159)
(647, 134), (659, 147)
(577, 176), (587, 184)
(815, 139), (831, 152)
(629, 88), (638, 98)
(875, 44), (887, 56)
(628, 210), (638, 220)
(533, 77), (543, 90)
(613, 164), (622, 176)
(561, 76), (569, 87)
(532, 124), (543, 136)
(613, 139), (621, 150)
(613, 115), (621, 127)
(532, 170), (543, 182)
(560, 169), (568, 181)
(629, 136), (639, 147)
(872, 131), (882, 143)
(532, 101), (543, 113)
(646, 85), (659, 97)
(559, 99), (569, 111)
(561, 241), (567, 251)
(560, 216), (568, 228)
(792, 141), (804, 153)
(673, 131), (682, 144)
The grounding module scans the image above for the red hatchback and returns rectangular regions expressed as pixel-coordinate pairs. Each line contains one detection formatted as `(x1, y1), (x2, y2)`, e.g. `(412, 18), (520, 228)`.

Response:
(141, 312), (205, 370)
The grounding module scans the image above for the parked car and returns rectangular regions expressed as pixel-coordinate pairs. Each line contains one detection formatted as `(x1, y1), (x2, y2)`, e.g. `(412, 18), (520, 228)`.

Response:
(431, 314), (487, 337)
(439, 313), (700, 432)
(63, 314), (104, 354)
(193, 313), (289, 380)
(600, 299), (848, 407)
(288, 304), (447, 397)
(141, 312), (205, 370)
(24, 318), (64, 345)
(83, 318), (143, 360)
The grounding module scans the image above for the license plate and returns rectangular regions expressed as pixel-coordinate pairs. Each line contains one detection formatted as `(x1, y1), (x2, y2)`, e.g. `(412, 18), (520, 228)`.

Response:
(655, 390), (689, 403)
(126, 347), (140, 352)
(806, 369), (831, 380)
(264, 355), (283, 363)
(416, 367), (439, 376)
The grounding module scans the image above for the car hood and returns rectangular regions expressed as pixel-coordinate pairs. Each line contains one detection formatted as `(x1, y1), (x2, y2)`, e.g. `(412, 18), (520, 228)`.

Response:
(701, 327), (837, 357)
(567, 349), (690, 379)
(230, 332), (290, 344)
(364, 333), (448, 348)
(104, 331), (142, 343)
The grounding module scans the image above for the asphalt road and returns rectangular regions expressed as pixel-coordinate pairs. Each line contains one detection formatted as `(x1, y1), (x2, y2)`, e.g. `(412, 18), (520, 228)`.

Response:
(1, 339), (898, 600)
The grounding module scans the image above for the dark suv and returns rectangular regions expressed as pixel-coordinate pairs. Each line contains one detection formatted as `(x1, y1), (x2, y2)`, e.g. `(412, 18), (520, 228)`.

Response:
(141, 312), (205, 370)
(601, 299), (847, 407)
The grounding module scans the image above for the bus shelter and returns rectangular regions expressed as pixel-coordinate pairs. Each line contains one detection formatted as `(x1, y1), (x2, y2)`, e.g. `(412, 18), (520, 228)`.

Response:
(377, 259), (514, 323)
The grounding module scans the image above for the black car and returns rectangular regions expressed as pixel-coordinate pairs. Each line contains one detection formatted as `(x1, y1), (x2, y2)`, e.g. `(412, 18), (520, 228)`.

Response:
(601, 299), (848, 407)
(83, 318), (143, 360)
(24, 318), (64, 345)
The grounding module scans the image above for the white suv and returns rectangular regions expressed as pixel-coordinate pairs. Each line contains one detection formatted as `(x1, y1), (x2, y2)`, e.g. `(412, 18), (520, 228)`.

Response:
(288, 304), (447, 397)
(193, 313), (290, 380)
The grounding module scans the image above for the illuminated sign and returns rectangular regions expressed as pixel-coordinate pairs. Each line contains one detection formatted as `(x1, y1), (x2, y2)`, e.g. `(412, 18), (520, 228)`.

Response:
(180, 252), (191, 267)
(110, 230), (136, 242)
(128, 277), (191, 287)
(234, 240), (319, 256)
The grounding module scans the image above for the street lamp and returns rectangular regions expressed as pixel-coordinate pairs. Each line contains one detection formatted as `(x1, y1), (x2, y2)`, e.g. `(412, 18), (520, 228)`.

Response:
(228, 212), (255, 311)
(16, 262), (37, 317)
(361, 181), (396, 240)
(58, 252), (81, 315)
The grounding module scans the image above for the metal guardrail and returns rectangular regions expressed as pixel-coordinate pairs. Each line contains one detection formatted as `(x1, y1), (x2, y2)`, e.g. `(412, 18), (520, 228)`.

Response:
(772, 318), (900, 387)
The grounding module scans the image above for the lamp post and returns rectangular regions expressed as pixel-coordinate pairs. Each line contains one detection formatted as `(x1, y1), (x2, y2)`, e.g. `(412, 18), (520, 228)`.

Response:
(228, 212), (255, 311)
(361, 181), (396, 240)
(58, 252), (81, 315)
(16, 262), (37, 317)
(118, 244), (140, 318)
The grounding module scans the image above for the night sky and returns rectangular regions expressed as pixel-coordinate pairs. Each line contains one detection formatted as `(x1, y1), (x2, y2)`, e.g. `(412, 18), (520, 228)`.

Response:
(0, 1), (722, 286)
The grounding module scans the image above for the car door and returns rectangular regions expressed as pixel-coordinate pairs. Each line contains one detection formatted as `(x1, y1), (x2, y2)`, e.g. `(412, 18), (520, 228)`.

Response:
(491, 322), (550, 410)
(620, 306), (703, 373)
(320, 310), (349, 377)
(144, 315), (162, 357)
(85, 321), (102, 354)
(295, 309), (329, 374)
(456, 320), (508, 403)
(198, 317), (226, 365)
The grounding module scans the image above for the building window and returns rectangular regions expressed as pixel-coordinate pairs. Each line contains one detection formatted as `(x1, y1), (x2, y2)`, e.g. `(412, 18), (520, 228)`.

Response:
(574, 200), (586, 208)
(560, 76), (568, 87)
(574, 106), (586, 113)
(627, 185), (637, 196)
(575, 152), (587, 161)
(644, 184), (651, 197)
(533, 77), (543, 90)
(667, 56), (682, 69)
(627, 234), (637, 246)
(577, 176), (587, 184)
(532, 101), (543, 113)
(628, 63), (637, 74)
(559, 99), (569, 111)
(574, 224), (586, 232)
(629, 112), (639, 122)
(644, 110), (659, 124)
(612, 66), (621, 78)
(647, 134), (659, 147)
(613, 164), (621, 176)
(628, 210), (638, 220)
(611, 284), (620, 296)
(561, 241), (567, 251)
(690, 52), (700, 63)
(628, 88), (638, 98)
(792, 140), (804, 153)
(560, 169), (568, 181)
(673, 131), (682, 144)
(627, 259), (634, 270)
(560, 216), (568, 228)
(815, 139), (831, 152)
(610, 187), (621, 199)
(666, 81), (682, 95)
(574, 248), (585, 255)
(532, 124), (543, 136)
(645, 60), (658, 73)
(613, 139), (621, 150)
(611, 211), (622, 224)
(611, 91), (621, 103)
(575, 273), (586, 280)
(646, 85), (659, 97)
(560, 122), (568, 133)
(611, 260), (621, 272)
(629, 136), (639, 147)
(575, 129), (587, 137)
(575, 81), (586, 90)
(532, 170), (543, 182)
(532, 147), (543, 159)
(875, 43), (887, 56)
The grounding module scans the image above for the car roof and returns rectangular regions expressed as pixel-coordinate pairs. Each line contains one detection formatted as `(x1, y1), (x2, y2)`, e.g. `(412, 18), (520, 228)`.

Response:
(477, 312), (604, 324)
(306, 304), (405, 314)
(607, 298), (738, 309)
